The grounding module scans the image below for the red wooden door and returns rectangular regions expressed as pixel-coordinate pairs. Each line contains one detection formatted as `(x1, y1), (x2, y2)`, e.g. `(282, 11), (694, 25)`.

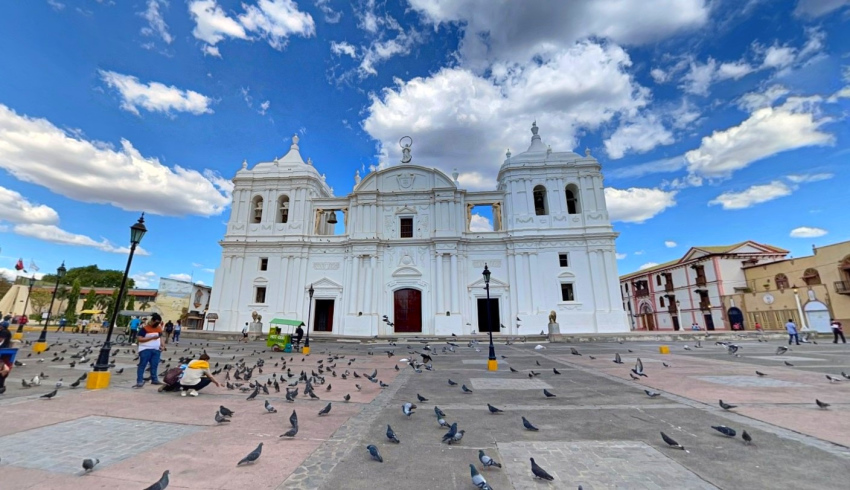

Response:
(393, 289), (422, 333)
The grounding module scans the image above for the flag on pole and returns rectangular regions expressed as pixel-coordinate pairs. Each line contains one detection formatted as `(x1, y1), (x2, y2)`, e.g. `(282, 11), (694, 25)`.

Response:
(15, 258), (25, 271)
(29, 259), (39, 272)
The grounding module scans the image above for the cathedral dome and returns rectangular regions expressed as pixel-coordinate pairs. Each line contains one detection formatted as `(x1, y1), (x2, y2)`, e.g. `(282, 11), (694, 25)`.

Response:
(239, 134), (323, 179)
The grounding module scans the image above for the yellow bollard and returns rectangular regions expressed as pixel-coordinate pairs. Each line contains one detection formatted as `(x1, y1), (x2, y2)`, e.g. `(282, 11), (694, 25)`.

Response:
(12, 332), (23, 341)
(302, 345), (310, 355)
(86, 371), (111, 390)
(487, 359), (498, 371)
(659, 345), (670, 354)
(32, 341), (48, 354)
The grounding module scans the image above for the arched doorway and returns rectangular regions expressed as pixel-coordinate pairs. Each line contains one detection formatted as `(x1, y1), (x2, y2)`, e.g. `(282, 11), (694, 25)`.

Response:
(804, 301), (831, 333)
(639, 302), (656, 331)
(728, 307), (744, 330)
(393, 289), (422, 333)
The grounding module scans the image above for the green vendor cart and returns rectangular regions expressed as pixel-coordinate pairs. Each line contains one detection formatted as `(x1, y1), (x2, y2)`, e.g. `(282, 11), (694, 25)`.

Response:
(267, 319), (304, 352)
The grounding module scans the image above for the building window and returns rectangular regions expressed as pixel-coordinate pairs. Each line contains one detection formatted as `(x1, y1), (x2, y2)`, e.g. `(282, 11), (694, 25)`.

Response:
(625, 283), (629, 292)
(659, 296), (665, 307)
(558, 253), (569, 267)
(400, 217), (413, 238)
(254, 286), (267, 304)
(775, 273), (790, 290)
(565, 184), (581, 214)
(656, 275), (662, 286)
(277, 195), (289, 223)
(560, 283), (575, 302)
(803, 268), (821, 286)
(533, 185), (548, 216)
(251, 196), (264, 223)
(259, 258), (268, 271)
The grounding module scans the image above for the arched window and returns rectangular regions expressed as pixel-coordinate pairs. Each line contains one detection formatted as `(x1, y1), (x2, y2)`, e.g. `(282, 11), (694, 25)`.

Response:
(565, 184), (581, 214)
(277, 195), (290, 223)
(533, 185), (548, 216)
(803, 268), (821, 286)
(251, 196), (263, 223)
(775, 273), (790, 290)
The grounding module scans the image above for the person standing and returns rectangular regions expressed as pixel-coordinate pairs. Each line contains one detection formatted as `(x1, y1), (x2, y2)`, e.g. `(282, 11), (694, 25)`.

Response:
(294, 324), (304, 351)
(0, 319), (11, 394)
(179, 353), (221, 396)
(164, 320), (174, 344)
(57, 317), (67, 332)
(18, 314), (28, 332)
(129, 316), (140, 345)
(832, 319), (846, 344)
(786, 319), (800, 345)
(241, 323), (249, 343)
(134, 314), (164, 388)
(172, 320), (182, 345)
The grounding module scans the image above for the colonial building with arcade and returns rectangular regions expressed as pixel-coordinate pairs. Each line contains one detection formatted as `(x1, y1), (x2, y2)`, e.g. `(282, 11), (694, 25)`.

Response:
(206, 123), (629, 336)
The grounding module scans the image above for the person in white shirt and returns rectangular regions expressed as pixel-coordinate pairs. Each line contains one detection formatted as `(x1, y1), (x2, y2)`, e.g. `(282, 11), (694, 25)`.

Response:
(832, 319), (846, 344)
(179, 353), (221, 397)
(133, 313), (164, 388)
(241, 323), (249, 343)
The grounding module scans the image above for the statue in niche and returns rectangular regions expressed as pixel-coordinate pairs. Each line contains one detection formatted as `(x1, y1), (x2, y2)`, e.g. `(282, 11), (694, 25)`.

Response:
(492, 202), (502, 231)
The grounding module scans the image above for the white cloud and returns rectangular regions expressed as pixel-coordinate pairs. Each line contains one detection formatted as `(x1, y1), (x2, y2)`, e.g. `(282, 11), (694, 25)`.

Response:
(762, 45), (796, 69)
(314, 0), (341, 23)
(604, 187), (677, 223)
(202, 268), (216, 273)
(140, 0), (173, 44)
(650, 68), (668, 83)
(0, 104), (232, 217)
(132, 271), (158, 288)
(737, 85), (789, 111)
(469, 214), (493, 232)
(685, 97), (833, 179)
(191, 262), (204, 268)
(99, 70), (213, 116)
(708, 181), (793, 210)
(330, 41), (356, 58)
(188, 0), (314, 54)
(790, 226), (828, 238)
(169, 273), (192, 282)
(786, 173), (833, 184)
(202, 44), (222, 57)
(0, 186), (60, 225)
(604, 114), (674, 159)
(639, 262), (660, 270)
(47, 0), (65, 11)
(364, 41), (649, 185)
(13, 224), (150, 255)
(616, 253), (627, 260)
(358, 27), (422, 78)
(681, 57), (755, 96)
(259, 100), (270, 115)
(665, 241), (677, 248)
(607, 156), (686, 179)
(794, 0), (850, 17)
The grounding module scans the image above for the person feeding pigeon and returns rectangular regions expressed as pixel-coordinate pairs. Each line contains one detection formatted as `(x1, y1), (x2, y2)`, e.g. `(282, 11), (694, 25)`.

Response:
(179, 353), (222, 397)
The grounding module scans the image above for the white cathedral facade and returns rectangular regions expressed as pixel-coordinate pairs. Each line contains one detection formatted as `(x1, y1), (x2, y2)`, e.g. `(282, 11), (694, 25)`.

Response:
(207, 123), (629, 336)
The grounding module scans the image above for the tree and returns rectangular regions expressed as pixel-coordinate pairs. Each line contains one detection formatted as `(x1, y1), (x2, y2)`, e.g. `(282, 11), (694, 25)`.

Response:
(63, 279), (82, 324)
(0, 276), (13, 300)
(139, 301), (151, 312)
(28, 290), (53, 322)
(117, 292), (130, 328)
(125, 295), (136, 313)
(55, 285), (69, 316)
(81, 288), (98, 314)
(41, 265), (135, 289)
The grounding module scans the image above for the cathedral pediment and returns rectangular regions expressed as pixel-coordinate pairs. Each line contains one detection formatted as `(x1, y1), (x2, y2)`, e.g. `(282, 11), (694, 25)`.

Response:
(392, 266), (422, 277)
(311, 277), (343, 289)
(467, 276), (509, 290)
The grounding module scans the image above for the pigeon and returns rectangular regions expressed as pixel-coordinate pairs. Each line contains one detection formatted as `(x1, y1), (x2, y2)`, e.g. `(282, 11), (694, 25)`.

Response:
(776, 346), (788, 355)
(842, 371), (850, 380)
(487, 403), (504, 414)
(343, 394), (351, 402)
(784, 361), (794, 367)
(660, 431), (685, 450)
(613, 353), (623, 364)
(448, 379), (458, 386)
(461, 384), (473, 394)
(510, 367), (519, 373)
(367, 444), (383, 462)
(280, 425), (298, 437)
(355, 384), (362, 391)
(143, 470), (170, 490)
(543, 389), (556, 398)
(318, 402), (332, 416)
(570, 347), (581, 356)
(246, 388), (259, 401)
(448, 429), (465, 445)
(70, 379), (81, 388)
(264, 400), (277, 413)
(755, 371), (766, 377)
(632, 358), (647, 377)
(662, 362), (670, 368)
(742, 430), (753, 445)
(826, 375), (842, 383)
(645, 390), (660, 398)
(82, 458), (100, 472)
(719, 400), (737, 410)
(530, 458), (555, 481)
(442, 422), (458, 443)
(521, 416), (539, 431)
(237, 443), (263, 466)
(711, 425), (737, 437)
(816, 399), (830, 409)
(553, 368), (561, 375)
(215, 411), (230, 424)
(402, 402), (416, 417)
(219, 405), (235, 416)
(386, 425), (400, 443)
(285, 390), (296, 402)
(437, 417), (449, 428)
(478, 449), (502, 469)
(417, 393), (428, 402)
(435, 406), (446, 418)
(589, 356), (596, 360)
(470, 464), (493, 490)
(40, 389), (58, 399)
(629, 372), (641, 381)
(115, 368), (124, 374)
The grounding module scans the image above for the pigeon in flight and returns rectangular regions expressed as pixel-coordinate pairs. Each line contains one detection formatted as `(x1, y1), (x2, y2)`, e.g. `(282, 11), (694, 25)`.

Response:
(530, 458), (555, 481)
(386, 425), (400, 443)
(826, 375), (842, 383)
(367, 445), (383, 462)
(816, 399), (830, 409)
(487, 403), (504, 414)
(776, 346), (789, 355)
(632, 358), (647, 377)
(543, 389), (556, 398)
(318, 402), (332, 416)
(719, 400), (737, 410)
(82, 458), (99, 473)
(402, 402), (416, 417)
(215, 411), (230, 424)
(478, 450), (502, 469)
(711, 425), (736, 437)
(645, 390), (660, 398)
(660, 431), (685, 450)
(613, 353), (623, 364)
(841, 372), (850, 380)
(142, 470), (170, 490)
(264, 400), (277, 413)
(522, 416), (539, 431)
(470, 464), (493, 489)
(237, 443), (263, 466)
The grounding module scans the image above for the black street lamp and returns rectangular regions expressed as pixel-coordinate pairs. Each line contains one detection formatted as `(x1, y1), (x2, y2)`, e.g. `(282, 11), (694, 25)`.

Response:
(35, 262), (66, 349)
(91, 214), (147, 384)
(303, 284), (314, 355)
(483, 264), (497, 371)
(14, 275), (37, 338)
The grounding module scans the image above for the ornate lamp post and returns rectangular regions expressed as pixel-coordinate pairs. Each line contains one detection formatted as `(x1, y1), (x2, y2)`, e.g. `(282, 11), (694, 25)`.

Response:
(13, 275), (37, 340)
(33, 262), (66, 353)
(88, 214), (146, 390)
(303, 284), (314, 355)
(483, 264), (497, 371)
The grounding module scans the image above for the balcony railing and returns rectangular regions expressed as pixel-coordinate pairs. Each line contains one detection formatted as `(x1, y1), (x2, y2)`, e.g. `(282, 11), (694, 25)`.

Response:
(635, 289), (650, 298)
(664, 282), (674, 292)
(835, 281), (850, 295)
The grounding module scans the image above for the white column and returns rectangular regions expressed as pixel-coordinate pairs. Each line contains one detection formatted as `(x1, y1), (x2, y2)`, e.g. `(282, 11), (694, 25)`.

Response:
(364, 255), (376, 313)
(525, 180), (534, 214)
(351, 256), (360, 313)
(528, 253), (538, 313)
(590, 250), (606, 310)
(435, 253), (444, 313)
(506, 252), (519, 332)
(280, 257), (290, 312)
(450, 253), (459, 313)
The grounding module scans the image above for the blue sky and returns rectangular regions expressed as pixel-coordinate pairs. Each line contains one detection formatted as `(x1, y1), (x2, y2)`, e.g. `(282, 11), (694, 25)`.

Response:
(0, 0), (848, 287)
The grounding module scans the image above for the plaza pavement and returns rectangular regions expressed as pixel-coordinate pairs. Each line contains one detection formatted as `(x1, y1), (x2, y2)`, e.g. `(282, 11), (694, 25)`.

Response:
(0, 331), (848, 489)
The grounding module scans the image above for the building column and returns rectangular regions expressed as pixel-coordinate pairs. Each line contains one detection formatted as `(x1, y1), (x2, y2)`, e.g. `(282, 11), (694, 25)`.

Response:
(528, 252), (539, 313)
(450, 253), (459, 313)
(435, 253), (444, 313)
(351, 255), (360, 313)
(525, 179), (534, 215)
(280, 257), (290, 312)
(590, 249), (607, 310)
(364, 255), (375, 313)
